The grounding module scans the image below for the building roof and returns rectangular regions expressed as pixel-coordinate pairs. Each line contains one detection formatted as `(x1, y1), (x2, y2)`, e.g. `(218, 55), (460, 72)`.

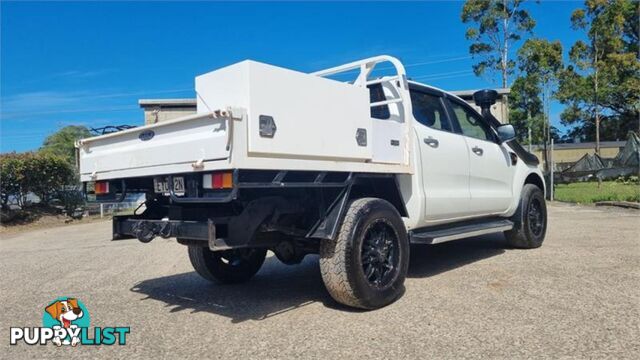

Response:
(139, 99), (196, 108)
(138, 88), (512, 109)
(530, 141), (626, 151)
(450, 88), (511, 99)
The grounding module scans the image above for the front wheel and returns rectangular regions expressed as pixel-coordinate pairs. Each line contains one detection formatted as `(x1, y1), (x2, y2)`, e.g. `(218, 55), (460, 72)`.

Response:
(505, 184), (547, 249)
(319, 198), (409, 310)
(188, 246), (267, 284)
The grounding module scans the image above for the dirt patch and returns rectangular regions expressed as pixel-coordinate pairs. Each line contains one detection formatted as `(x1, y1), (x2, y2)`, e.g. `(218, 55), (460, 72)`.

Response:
(0, 212), (107, 237)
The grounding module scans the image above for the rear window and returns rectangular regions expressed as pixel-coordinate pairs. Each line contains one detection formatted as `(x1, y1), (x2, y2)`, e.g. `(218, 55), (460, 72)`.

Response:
(410, 90), (451, 132)
(368, 83), (390, 119)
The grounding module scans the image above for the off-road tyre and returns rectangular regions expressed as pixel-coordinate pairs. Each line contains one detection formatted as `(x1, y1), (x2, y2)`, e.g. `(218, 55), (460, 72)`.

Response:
(319, 198), (409, 309)
(188, 246), (267, 284)
(505, 184), (547, 249)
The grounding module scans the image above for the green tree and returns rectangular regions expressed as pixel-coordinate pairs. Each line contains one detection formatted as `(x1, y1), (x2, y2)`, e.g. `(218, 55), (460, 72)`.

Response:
(0, 152), (74, 208)
(0, 153), (27, 209)
(509, 76), (562, 145)
(24, 153), (75, 204)
(556, 0), (640, 153)
(510, 38), (563, 170)
(39, 125), (91, 165)
(509, 75), (543, 144)
(461, 0), (536, 88)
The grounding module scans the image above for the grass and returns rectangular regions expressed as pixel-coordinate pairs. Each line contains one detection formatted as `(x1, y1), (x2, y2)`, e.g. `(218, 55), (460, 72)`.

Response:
(554, 181), (640, 204)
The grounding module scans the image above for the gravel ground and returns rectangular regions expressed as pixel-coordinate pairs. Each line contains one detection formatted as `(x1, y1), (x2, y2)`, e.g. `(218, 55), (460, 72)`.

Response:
(0, 202), (638, 359)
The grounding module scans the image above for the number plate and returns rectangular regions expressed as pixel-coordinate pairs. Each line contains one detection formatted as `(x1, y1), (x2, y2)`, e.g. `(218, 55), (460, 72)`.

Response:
(154, 177), (185, 195)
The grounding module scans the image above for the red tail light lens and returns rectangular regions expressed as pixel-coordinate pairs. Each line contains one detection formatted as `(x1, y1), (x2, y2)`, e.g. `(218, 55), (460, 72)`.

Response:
(203, 172), (233, 189)
(95, 181), (110, 194)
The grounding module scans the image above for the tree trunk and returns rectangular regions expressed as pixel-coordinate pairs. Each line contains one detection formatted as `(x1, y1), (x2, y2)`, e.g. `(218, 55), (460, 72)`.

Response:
(501, 0), (509, 88)
(502, 64), (508, 88)
(594, 75), (600, 155)
(594, 33), (600, 155)
(595, 111), (600, 155)
(501, 44), (508, 88)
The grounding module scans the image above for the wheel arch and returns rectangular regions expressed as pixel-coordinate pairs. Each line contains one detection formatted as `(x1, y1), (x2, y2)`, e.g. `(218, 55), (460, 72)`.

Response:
(307, 174), (408, 240)
(349, 175), (408, 217)
(524, 172), (546, 196)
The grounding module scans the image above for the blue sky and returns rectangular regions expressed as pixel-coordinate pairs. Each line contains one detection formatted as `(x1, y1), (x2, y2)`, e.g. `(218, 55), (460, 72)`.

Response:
(1, 1), (584, 152)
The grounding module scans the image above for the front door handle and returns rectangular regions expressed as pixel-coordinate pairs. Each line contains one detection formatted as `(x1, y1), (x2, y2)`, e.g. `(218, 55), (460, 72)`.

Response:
(423, 137), (439, 148)
(472, 146), (484, 156)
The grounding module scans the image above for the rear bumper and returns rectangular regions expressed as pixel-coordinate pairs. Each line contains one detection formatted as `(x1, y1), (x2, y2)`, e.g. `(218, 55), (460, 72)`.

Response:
(88, 169), (352, 204)
(113, 216), (234, 250)
(88, 171), (238, 204)
(109, 170), (358, 248)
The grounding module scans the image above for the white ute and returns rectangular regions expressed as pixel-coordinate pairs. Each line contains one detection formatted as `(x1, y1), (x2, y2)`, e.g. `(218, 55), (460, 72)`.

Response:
(78, 55), (547, 309)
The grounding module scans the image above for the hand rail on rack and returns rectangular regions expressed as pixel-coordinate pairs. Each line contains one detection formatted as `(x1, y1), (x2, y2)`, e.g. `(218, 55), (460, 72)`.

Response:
(312, 55), (409, 110)
(311, 55), (407, 87)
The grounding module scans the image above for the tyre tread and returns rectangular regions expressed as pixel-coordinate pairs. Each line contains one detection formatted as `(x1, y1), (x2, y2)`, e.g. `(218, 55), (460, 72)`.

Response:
(188, 245), (217, 281)
(187, 246), (266, 284)
(319, 198), (373, 308)
(319, 197), (412, 309)
(505, 184), (546, 249)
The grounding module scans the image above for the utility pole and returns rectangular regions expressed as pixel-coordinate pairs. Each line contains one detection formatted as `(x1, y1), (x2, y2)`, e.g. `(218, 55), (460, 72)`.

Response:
(542, 90), (549, 173)
(527, 108), (532, 152)
(550, 139), (554, 201)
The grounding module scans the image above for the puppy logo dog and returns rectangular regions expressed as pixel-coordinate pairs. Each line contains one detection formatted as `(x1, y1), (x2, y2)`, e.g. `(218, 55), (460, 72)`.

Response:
(10, 297), (129, 346)
(45, 298), (84, 346)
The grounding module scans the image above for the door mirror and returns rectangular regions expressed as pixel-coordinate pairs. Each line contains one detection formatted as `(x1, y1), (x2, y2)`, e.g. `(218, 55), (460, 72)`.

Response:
(496, 124), (516, 143)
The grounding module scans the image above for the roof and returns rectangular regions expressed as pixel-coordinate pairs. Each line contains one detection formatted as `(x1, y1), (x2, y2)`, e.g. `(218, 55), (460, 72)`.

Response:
(138, 98), (196, 108)
(562, 153), (605, 174)
(137, 84), (511, 111)
(137, 87), (510, 110)
(613, 132), (640, 167)
(530, 141), (626, 151)
(450, 88), (511, 99)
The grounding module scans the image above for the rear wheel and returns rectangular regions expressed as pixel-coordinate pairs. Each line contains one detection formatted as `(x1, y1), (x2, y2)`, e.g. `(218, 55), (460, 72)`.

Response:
(188, 246), (267, 284)
(319, 198), (409, 309)
(505, 184), (547, 249)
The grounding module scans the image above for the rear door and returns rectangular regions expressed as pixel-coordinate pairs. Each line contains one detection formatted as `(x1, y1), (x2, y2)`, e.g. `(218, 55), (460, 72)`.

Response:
(445, 96), (514, 215)
(411, 87), (472, 222)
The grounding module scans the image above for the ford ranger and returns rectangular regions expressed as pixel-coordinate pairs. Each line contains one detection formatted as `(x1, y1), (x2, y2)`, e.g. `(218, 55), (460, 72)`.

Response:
(77, 55), (547, 309)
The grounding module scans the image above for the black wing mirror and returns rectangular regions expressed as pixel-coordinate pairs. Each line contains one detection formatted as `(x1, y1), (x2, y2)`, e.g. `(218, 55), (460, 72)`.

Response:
(497, 124), (516, 143)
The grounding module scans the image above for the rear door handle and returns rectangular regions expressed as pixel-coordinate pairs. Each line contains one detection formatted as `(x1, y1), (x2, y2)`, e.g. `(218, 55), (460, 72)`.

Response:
(423, 137), (439, 148)
(472, 146), (483, 156)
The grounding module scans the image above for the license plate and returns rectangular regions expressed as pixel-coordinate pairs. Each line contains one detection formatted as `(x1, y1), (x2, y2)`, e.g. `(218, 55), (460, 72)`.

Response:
(154, 177), (185, 195)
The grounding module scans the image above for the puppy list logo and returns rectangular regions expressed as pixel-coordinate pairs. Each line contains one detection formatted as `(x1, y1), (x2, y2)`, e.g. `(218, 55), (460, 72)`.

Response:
(10, 297), (130, 347)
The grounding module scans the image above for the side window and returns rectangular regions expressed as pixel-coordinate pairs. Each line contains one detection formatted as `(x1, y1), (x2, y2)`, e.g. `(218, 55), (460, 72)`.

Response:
(448, 100), (494, 141)
(410, 91), (451, 131)
(368, 83), (390, 119)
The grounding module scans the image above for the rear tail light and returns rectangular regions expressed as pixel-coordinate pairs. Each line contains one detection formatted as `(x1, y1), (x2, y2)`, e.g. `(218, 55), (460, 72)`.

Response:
(203, 172), (233, 189)
(95, 181), (110, 194)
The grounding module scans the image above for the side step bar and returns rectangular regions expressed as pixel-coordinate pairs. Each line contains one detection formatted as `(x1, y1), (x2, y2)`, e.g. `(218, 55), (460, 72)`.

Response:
(410, 219), (513, 245)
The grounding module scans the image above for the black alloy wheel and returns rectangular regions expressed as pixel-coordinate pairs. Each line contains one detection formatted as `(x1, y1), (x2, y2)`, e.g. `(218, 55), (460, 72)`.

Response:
(361, 219), (400, 289)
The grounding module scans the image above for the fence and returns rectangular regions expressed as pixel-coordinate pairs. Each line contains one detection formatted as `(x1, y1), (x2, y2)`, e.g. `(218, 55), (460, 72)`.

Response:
(85, 201), (143, 218)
